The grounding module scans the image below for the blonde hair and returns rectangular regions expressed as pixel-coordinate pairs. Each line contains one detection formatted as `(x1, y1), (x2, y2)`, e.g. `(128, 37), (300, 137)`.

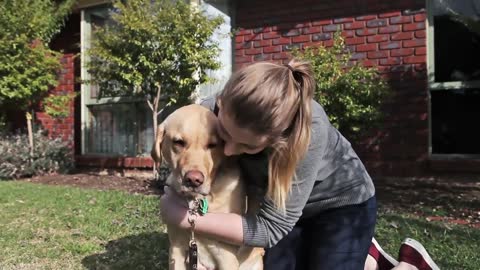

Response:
(218, 59), (315, 210)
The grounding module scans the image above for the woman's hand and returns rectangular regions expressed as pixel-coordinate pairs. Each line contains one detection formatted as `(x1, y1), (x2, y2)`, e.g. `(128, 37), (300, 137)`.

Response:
(160, 186), (189, 229)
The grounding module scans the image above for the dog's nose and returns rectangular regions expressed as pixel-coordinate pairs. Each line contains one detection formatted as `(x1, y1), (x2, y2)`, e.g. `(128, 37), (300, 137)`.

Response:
(184, 170), (205, 187)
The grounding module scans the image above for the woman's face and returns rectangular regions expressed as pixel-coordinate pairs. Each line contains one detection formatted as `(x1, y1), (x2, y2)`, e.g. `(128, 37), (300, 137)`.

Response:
(216, 109), (270, 156)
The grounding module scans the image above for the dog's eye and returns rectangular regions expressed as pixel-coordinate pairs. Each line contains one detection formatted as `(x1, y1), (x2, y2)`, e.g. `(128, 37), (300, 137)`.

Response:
(173, 139), (185, 147)
(207, 142), (217, 149)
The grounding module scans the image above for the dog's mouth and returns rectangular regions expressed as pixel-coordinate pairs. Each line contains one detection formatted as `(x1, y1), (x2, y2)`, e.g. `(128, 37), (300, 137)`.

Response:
(179, 185), (209, 197)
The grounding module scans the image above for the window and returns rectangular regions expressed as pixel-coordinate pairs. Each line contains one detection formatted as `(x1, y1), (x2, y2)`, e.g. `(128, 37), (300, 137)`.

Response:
(428, 0), (480, 156)
(80, 5), (153, 156)
(79, 1), (233, 156)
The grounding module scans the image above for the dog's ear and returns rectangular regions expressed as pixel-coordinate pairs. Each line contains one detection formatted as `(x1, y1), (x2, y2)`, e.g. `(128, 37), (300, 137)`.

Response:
(151, 123), (165, 166)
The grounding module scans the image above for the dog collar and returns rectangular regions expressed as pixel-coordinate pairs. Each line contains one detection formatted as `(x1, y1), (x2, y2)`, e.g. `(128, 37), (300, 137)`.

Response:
(188, 198), (209, 216)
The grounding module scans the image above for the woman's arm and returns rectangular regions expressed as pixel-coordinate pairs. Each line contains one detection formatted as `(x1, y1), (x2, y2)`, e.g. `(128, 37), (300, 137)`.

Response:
(160, 187), (244, 245)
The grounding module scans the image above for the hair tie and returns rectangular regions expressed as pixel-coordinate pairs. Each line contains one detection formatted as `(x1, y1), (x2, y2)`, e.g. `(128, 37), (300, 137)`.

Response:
(284, 64), (295, 73)
(285, 64), (303, 89)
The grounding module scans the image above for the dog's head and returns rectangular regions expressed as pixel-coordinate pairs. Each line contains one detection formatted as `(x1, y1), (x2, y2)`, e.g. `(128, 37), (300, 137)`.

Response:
(151, 104), (224, 198)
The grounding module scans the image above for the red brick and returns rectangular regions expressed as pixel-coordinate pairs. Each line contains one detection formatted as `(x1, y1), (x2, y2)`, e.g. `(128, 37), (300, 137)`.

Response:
(302, 26), (322, 34)
(323, 39), (334, 47)
(367, 35), (389, 43)
(379, 25), (400, 34)
(236, 56), (253, 63)
(235, 35), (243, 43)
(415, 47), (426, 55)
(361, 60), (377, 67)
(367, 51), (388, 59)
(414, 14), (426, 22)
(403, 39), (425, 48)
(263, 32), (280, 39)
(292, 35), (310, 43)
(367, 19), (388, 28)
(379, 11), (401, 18)
(379, 58), (401, 65)
(356, 15), (376, 21)
(414, 63), (427, 71)
(357, 43), (377, 52)
(244, 34), (262, 41)
(237, 29), (251, 36)
(273, 23), (308, 31)
(403, 22), (425, 31)
(312, 19), (333, 26)
(391, 32), (413, 40)
(264, 46), (282, 53)
(334, 17), (354, 23)
(356, 28), (377, 36)
(245, 48), (262, 55)
(345, 37), (365, 45)
(272, 52), (290, 60)
(415, 30), (426, 38)
(281, 29), (301, 37)
(391, 48), (414, 57)
(254, 40), (271, 47)
(344, 21), (365, 30)
(272, 37), (291, 45)
(390, 16), (412, 24)
(380, 41), (401, 50)
(341, 31), (355, 38)
(323, 24), (341, 32)
(404, 56), (425, 64)
(351, 52), (366, 60)
(303, 41), (321, 48)
(254, 54), (271, 61)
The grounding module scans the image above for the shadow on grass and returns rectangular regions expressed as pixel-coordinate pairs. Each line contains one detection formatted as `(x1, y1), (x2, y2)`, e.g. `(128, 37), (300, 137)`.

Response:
(82, 232), (169, 270)
(375, 176), (480, 221)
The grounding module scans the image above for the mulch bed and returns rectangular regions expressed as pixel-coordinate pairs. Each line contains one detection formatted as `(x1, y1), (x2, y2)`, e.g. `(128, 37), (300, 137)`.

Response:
(17, 171), (480, 228)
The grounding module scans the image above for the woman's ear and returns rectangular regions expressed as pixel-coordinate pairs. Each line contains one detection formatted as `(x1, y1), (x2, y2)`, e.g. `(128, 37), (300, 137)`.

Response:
(151, 123), (165, 166)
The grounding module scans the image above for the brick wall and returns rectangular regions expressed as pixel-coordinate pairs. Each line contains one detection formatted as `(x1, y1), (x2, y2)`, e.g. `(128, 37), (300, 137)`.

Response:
(38, 13), (80, 152)
(35, 53), (76, 149)
(235, 0), (429, 176)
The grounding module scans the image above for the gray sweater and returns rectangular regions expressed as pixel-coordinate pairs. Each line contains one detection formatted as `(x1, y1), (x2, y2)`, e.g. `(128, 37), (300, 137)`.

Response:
(201, 96), (375, 248)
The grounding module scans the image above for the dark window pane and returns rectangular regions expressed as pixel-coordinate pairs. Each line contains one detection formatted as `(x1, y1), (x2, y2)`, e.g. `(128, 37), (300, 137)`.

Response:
(86, 103), (153, 156)
(431, 88), (480, 154)
(434, 13), (480, 82)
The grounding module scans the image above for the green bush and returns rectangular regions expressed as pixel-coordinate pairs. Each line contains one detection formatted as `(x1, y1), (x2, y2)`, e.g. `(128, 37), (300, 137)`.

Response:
(0, 130), (73, 179)
(293, 34), (389, 140)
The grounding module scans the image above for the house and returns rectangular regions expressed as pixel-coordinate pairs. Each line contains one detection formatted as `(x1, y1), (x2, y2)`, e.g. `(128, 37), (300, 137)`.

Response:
(31, 0), (480, 176)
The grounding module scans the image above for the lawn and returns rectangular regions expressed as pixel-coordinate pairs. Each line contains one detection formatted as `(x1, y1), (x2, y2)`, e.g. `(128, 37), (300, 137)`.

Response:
(0, 181), (168, 270)
(0, 180), (479, 269)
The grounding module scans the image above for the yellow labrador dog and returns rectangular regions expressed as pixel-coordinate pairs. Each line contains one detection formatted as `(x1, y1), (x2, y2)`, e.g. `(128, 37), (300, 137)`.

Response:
(151, 104), (264, 270)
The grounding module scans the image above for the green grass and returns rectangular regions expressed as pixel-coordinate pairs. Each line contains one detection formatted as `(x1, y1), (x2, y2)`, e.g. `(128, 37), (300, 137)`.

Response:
(0, 181), (479, 269)
(375, 208), (480, 270)
(0, 181), (168, 270)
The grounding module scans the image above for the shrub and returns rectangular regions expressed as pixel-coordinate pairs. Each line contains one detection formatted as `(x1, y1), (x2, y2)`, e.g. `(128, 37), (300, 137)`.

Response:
(293, 34), (390, 140)
(0, 130), (73, 179)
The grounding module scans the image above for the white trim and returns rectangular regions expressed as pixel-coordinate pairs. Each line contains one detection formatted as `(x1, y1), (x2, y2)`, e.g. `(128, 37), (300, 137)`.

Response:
(84, 96), (146, 106)
(426, 0), (433, 157)
(429, 81), (480, 90)
(75, 0), (110, 10)
(80, 9), (88, 155)
(430, 154), (480, 160)
(426, 0), (435, 86)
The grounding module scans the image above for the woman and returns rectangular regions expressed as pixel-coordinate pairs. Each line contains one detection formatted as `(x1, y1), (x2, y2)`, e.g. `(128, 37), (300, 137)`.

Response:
(160, 58), (377, 269)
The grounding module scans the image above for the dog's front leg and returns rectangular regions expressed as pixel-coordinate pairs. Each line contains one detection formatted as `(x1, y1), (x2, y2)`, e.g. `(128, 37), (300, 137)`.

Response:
(213, 250), (240, 270)
(169, 244), (188, 270)
(168, 225), (189, 270)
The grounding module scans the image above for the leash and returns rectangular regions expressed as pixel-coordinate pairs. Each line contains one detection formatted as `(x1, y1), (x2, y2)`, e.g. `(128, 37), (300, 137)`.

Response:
(187, 198), (209, 270)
